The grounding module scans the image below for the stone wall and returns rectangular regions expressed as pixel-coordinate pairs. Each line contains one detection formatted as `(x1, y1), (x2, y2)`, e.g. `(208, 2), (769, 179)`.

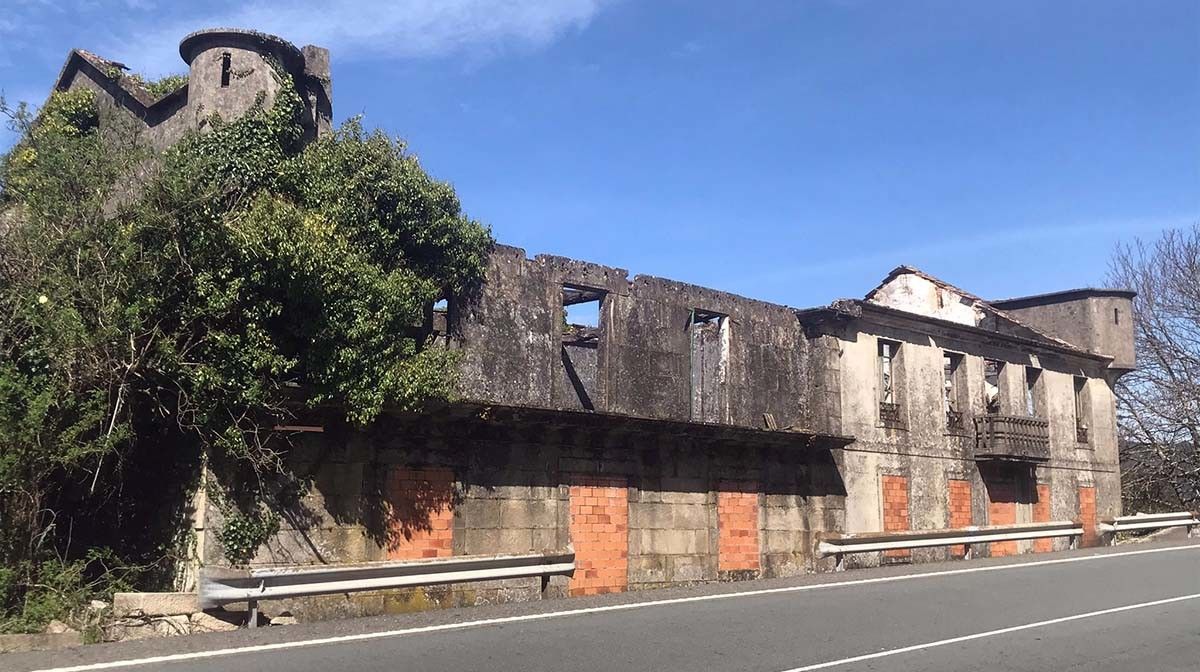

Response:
(55, 29), (331, 153)
(452, 246), (832, 435)
(992, 291), (1137, 371)
(206, 410), (846, 621)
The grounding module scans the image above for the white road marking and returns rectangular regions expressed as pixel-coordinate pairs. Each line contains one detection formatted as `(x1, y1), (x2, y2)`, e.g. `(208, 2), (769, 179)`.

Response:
(31, 543), (1200, 672)
(779, 591), (1200, 671)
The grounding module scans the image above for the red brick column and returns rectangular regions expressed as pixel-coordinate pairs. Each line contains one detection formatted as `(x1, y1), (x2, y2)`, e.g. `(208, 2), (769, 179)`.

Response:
(882, 475), (910, 560)
(987, 480), (1017, 557)
(569, 475), (629, 596)
(948, 479), (972, 558)
(1078, 486), (1098, 548)
(1033, 484), (1052, 553)
(717, 481), (760, 572)
(385, 467), (455, 560)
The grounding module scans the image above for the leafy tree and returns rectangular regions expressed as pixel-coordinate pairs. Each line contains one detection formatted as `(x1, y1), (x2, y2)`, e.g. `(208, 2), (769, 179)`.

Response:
(0, 69), (491, 631)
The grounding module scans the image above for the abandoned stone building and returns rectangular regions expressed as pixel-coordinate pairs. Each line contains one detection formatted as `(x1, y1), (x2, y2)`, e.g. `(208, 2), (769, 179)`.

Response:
(49, 29), (1135, 618)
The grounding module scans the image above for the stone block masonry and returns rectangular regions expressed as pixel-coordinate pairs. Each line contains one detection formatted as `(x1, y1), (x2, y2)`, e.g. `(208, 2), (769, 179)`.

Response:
(569, 475), (629, 596)
(717, 481), (760, 573)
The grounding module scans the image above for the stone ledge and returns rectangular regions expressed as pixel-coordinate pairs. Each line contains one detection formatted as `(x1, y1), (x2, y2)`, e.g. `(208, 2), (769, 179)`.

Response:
(112, 592), (200, 618)
(0, 632), (84, 653)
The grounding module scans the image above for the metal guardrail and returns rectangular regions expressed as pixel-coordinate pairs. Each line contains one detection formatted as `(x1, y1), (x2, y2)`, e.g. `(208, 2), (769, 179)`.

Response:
(817, 521), (1082, 571)
(200, 551), (575, 627)
(1098, 511), (1199, 544)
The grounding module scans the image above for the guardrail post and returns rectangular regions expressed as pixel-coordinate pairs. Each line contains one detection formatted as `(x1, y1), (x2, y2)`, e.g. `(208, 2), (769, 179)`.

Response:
(1189, 524), (1197, 539)
(834, 553), (845, 572)
(963, 545), (973, 561)
(1069, 535), (1079, 551)
(247, 599), (258, 629)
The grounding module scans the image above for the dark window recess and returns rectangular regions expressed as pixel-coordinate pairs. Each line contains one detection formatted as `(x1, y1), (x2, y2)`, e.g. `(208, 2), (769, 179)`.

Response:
(879, 402), (903, 428)
(1024, 367), (1042, 417)
(559, 284), (605, 411)
(1114, 307), (1120, 325)
(690, 309), (727, 423)
(418, 295), (452, 347)
(220, 52), (232, 87)
(943, 352), (965, 431)
(878, 339), (904, 428)
(879, 340), (897, 404)
(1074, 376), (1090, 444)
(984, 359), (1004, 415)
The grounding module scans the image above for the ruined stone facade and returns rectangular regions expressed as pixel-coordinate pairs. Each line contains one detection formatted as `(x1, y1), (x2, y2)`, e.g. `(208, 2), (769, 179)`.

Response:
(210, 250), (1130, 619)
(49, 30), (1135, 619)
(52, 28), (331, 149)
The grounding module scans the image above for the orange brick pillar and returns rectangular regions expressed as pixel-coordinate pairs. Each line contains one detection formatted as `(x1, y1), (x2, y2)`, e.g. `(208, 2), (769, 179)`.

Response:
(569, 475), (629, 596)
(1033, 484), (1052, 553)
(987, 480), (1017, 557)
(882, 475), (910, 560)
(948, 479), (972, 558)
(717, 481), (760, 572)
(1079, 486), (1098, 548)
(385, 467), (455, 560)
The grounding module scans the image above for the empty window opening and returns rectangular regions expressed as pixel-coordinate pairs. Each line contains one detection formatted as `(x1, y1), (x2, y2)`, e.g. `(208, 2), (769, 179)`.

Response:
(878, 339), (904, 428)
(1024, 367), (1042, 417)
(421, 294), (452, 347)
(690, 309), (728, 423)
(562, 284), (604, 330)
(220, 52), (232, 87)
(984, 359), (1004, 415)
(879, 340), (899, 404)
(559, 285), (605, 411)
(944, 352), (965, 430)
(1074, 376), (1090, 443)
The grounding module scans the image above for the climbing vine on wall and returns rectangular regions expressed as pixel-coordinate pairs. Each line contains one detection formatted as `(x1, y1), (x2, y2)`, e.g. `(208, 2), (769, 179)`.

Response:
(0, 64), (492, 629)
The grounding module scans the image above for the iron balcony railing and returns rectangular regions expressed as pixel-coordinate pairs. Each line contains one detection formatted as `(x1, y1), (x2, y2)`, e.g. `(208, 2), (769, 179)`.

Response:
(1076, 425), (1089, 444)
(946, 409), (966, 432)
(975, 414), (1051, 462)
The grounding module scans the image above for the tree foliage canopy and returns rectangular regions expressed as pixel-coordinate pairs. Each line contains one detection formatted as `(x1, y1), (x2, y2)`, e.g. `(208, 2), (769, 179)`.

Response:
(0, 71), (491, 631)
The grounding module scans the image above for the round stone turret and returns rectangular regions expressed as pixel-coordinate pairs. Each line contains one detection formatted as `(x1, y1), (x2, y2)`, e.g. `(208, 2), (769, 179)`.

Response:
(178, 28), (307, 127)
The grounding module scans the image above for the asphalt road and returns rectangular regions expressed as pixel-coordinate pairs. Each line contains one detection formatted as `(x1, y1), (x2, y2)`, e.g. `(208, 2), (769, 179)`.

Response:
(12, 538), (1200, 672)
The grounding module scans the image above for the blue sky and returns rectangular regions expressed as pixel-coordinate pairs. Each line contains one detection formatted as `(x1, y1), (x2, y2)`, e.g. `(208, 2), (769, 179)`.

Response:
(2, 1), (1197, 307)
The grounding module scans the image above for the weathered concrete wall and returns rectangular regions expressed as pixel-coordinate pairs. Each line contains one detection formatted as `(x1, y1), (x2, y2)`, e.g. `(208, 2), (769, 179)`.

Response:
(815, 307), (1120, 568)
(211, 411), (845, 621)
(452, 246), (829, 435)
(993, 293), (1136, 372)
(61, 65), (192, 150)
(868, 272), (983, 326)
(56, 28), (331, 152)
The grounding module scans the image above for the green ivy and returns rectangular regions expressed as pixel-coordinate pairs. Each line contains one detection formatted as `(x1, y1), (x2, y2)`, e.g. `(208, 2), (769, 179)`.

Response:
(0, 56), (492, 630)
(215, 512), (280, 567)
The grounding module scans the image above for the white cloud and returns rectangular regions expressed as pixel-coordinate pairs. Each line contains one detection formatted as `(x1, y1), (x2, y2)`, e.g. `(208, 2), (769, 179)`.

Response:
(107, 0), (610, 75)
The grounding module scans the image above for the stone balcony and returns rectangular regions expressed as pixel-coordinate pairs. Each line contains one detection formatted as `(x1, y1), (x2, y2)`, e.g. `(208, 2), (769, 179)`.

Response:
(974, 414), (1051, 462)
